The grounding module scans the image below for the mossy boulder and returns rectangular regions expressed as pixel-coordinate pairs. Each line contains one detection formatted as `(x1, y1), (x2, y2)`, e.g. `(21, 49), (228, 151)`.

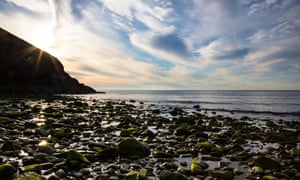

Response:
(254, 156), (281, 170)
(39, 144), (55, 155)
(159, 170), (187, 180)
(0, 163), (17, 178)
(175, 126), (191, 136)
(196, 142), (216, 151)
(117, 138), (150, 158)
(191, 163), (203, 175)
(61, 149), (90, 163)
(190, 157), (204, 174)
(210, 170), (234, 180)
(93, 146), (118, 159)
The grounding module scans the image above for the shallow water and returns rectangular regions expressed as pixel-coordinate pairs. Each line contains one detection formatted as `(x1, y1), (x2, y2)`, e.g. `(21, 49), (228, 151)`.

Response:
(74, 90), (300, 121)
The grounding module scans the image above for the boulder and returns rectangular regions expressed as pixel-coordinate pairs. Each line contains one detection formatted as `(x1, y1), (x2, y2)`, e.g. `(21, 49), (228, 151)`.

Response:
(210, 170), (234, 180)
(0, 163), (17, 178)
(61, 149), (90, 164)
(117, 138), (150, 158)
(254, 156), (281, 170)
(191, 163), (203, 175)
(159, 170), (187, 180)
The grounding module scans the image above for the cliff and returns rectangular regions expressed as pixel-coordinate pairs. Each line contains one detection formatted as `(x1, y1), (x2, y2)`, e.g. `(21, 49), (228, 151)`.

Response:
(0, 27), (96, 94)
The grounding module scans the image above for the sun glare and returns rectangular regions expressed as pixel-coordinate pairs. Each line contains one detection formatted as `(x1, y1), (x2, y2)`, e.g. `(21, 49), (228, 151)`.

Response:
(31, 25), (60, 56)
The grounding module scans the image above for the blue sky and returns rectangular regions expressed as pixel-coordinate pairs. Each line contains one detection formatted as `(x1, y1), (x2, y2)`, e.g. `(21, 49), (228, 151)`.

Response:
(1, 0), (300, 90)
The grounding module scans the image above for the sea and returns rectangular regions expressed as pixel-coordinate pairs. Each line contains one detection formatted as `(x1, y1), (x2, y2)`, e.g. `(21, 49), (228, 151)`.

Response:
(76, 90), (300, 121)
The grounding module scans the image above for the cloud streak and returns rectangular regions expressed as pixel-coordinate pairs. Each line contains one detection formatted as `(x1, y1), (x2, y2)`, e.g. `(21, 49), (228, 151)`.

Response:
(1, 0), (300, 90)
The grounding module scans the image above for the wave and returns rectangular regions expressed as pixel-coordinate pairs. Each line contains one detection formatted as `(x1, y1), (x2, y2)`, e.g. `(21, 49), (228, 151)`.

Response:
(154, 100), (300, 106)
(200, 108), (300, 116)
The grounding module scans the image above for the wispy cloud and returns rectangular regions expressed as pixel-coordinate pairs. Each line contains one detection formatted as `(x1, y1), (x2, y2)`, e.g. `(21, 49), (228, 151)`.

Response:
(1, 0), (300, 90)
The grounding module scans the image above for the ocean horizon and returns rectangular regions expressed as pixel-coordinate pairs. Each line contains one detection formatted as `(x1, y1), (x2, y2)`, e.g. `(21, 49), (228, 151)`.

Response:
(75, 90), (300, 121)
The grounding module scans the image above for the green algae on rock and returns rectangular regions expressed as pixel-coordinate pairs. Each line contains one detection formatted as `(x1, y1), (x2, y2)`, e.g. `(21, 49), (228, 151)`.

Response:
(0, 163), (17, 178)
(195, 142), (216, 151)
(61, 149), (90, 163)
(21, 164), (41, 172)
(117, 138), (150, 159)
(159, 170), (187, 180)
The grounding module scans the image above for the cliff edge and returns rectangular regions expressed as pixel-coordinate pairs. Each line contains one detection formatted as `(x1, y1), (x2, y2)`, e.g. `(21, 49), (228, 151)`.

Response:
(0, 27), (96, 94)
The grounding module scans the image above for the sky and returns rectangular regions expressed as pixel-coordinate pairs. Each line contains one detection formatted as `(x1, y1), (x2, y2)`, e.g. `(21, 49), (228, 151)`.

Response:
(1, 0), (300, 90)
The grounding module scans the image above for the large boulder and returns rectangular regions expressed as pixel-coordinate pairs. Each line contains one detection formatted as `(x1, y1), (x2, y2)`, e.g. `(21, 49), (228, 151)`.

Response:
(117, 138), (150, 158)
(0, 163), (17, 178)
(253, 156), (281, 170)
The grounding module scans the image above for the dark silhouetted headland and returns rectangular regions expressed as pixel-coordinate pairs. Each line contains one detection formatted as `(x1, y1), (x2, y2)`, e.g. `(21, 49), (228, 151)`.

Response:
(0, 27), (96, 94)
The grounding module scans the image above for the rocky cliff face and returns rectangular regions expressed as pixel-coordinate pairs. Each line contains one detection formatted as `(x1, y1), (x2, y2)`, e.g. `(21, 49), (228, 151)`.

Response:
(0, 27), (96, 94)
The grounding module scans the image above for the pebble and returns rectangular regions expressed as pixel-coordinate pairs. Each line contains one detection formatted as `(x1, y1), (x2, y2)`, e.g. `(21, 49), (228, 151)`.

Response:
(0, 96), (299, 180)
(56, 169), (67, 178)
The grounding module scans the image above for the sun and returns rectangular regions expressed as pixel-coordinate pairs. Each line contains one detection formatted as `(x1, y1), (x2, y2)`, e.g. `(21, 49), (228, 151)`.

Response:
(30, 25), (59, 56)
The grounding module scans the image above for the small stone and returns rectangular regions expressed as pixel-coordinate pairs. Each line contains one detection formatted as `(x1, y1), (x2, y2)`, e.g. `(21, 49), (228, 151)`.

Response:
(109, 176), (120, 180)
(73, 171), (83, 177)
(50, 128), (73, 139)
(191, 163), (203, 175)
(40, 162), (54, 170)
(251, 166), (264, 175)
(195, 142), (216, 151)
(56, 169), (67, 178)
(262, 175), (280, 180)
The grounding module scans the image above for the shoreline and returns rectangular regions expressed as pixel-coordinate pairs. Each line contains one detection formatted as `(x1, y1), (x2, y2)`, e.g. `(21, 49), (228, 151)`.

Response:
(0, 96), (299, 179)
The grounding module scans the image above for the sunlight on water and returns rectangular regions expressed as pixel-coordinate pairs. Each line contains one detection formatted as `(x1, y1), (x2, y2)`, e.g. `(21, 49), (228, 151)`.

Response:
(74, 90), (300, 121)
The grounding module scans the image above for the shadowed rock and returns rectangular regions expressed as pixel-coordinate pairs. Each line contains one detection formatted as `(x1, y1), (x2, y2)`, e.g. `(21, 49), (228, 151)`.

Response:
(0, 27), (96, 94)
